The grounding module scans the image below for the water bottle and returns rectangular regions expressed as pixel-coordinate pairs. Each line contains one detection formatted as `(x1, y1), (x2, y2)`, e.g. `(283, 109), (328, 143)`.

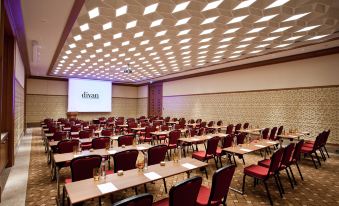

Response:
(233, 136), (237, 147)
(101, 157), (106, 179)
(144, 153), (148, 170)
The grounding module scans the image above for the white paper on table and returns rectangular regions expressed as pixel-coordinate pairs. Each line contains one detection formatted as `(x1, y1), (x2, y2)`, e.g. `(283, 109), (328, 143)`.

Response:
(181, 163), (197, 170)
(107, 150), (117, 155)
(73, 154), (83, 158)
(267, 141), (276, 144)
(137, 146), (147, 150)
(144, 172), (162, 180)
(97, 182), (118, 194)
(240, 148), (252, 152)
(254, 144), (265, 148)
(191, 138), (198, 141)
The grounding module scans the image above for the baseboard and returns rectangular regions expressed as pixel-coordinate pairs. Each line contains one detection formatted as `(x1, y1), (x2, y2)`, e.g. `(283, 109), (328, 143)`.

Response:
(27, 122), (40, 127)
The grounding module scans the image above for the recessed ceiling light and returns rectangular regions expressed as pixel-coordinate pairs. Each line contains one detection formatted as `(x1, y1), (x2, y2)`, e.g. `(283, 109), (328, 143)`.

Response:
(255, 43), (270, 48)
(199, 37), (212, 43)
(180, 45), (191, 50)
(201, 16), (219, 25)
(232, 50), (244, 54)
(140, 40), (150, 45)
(295, 25), (320, 32)
(69, 43), (76, 48)
(284, 35), (303, 41)
(199, 45), (210, 49)
(247, 27), (266, 33)
(177, 29), (191, 36)
(217, 44), (229, 49)
(126, 20), (137, 29)
(283, 12), (310, 22)
(112, 48), (119, 52)
(307, 34), (329, 40)
(172, 1), (190, 13)
(179, 38), (191, 44)
(80, 23), (89, 31)
(145, 46), (153, 51)
(200, 28), (215, 35)
(150, 19), (163, 27)
(262, 36), (280, 41)
(224, 28), (239, 34)
(271, 26), (292, 33)
(163, 46), (172, 50)
(122, 41), (130, 46)
(103, 22), (112, 30)
(220, 37), (234, 42)
(275, 43), (291, 48)
(233, 0), (256, 10)
(250, 50), (262, 54)
(96, 49), (103, 53)
(65, 50), (72, 54)
(159, 39), (170, 44)
(93, 33), (101, 40)
(73, 35), (81, 41)
(103, 42), (111, 47)
(229, 55), (240, 59)
(155, 30), (167, 37)
(175, 17), (191, 26)
(88, 7), (99, 19)
(116, 5), (128, 17)
(134, 31), (144, 38)
(241, 37), (256, 42)
(202, 0), (223, 11)
(265, 0), (289, 9)
(255, 14), (278, 23)
(236, 44), (250, 48)
(113, 32), (122, 39)
(227, 15), (248, 24)
(144, 3), (158, 15)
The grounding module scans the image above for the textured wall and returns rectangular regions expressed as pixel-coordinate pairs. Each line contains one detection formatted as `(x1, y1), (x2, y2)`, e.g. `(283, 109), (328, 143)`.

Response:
(137, 98), (148, 117)
(26, 95), (138, 123)
(14, 80), (25, 148)
(163, 86), (339, 143)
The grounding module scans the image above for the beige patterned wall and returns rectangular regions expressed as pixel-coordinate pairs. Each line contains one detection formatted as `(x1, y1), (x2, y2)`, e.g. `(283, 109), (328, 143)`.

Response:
(26, 95), (138, 123)
(163, 86), (339, 144)
(14, 80), (25, 148)
(137, 98), (148, 117)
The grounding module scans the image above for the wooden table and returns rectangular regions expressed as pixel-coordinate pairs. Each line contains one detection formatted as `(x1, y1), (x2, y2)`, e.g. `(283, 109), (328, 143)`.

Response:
(277, 132), (309, 141)
(186, 123), (200, 128)
(48, 138), (92, 147)
(65, 157), (207, 205)
(166, 121), (179, 125)
(131, 127), (146, 132)
(53, 144), (151, 204)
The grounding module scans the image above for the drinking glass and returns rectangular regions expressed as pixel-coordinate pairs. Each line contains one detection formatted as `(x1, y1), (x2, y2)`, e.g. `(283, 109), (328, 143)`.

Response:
(93, 167), (100, 182)
(136, 159), (145, 172)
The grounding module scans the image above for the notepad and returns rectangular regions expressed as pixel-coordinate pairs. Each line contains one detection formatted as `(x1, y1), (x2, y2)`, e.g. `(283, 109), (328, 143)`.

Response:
(144, 172), (162, 180)
(191, 138), (198, 141)
(137, 146), (147, 150)
(107, 150), (117, 155)
(97, 182), (118, 194)
(240, 148), (252, 152)
(181, 163), (197, 169)
(73, 154), (83, 158)
(267, 141), (276, 144)
(254, 144), (265, 148)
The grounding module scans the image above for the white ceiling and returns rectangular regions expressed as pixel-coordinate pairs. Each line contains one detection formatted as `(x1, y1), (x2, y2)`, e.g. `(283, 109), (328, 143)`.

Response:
(21, 0), (339, 84)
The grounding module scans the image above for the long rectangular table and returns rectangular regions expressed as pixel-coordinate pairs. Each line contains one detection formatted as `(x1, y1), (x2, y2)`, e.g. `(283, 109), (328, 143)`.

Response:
(65, 157), (207, 205)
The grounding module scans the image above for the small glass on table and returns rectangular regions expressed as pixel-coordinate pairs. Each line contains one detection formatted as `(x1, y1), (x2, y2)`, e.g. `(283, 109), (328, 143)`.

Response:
(93, 167), (100, 182)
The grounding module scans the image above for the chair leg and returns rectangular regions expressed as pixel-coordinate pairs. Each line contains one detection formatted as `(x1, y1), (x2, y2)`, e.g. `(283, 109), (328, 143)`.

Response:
(99, 197), (102, 206)
(62, 186), (65, 206)
(241, 156), (246, 165)
(218, 156), (223, 167)
(288, 166), (297, 185)
(319, 148), (326, 161)
(274, 175), (283, 198)
(285, 168), (294, 189)
(323, 146), (330, 158)
(295, 162), (304, 181)
(144, 184), (148, 192)
(163, 178), (168, 193)
(213, 157), (219, 169)
(242, 175), (246, 194)
(232, 154), (237, 167)
(314, 151), (321, 167)
(204, 167), (208, 179)
(310, 154), (318, 169)
(264, 181), (273, 206)
(277, 173), (285, 194)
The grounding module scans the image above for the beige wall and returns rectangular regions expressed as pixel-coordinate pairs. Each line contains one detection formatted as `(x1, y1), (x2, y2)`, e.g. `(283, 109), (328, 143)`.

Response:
(136, 85), (148, 117)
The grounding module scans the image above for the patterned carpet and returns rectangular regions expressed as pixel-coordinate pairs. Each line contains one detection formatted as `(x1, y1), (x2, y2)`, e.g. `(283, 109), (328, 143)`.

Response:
(25, 129), (339, 206)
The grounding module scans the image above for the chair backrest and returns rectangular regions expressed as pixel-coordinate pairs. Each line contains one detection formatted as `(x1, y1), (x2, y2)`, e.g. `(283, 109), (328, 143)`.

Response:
(222, 135), (233, 148)
(206, 136), (220, 156)
(165, 117), (171, 122)
(79, 130), (90, 139)
(313, 132), (324, 150)
(118, 135), (134, 147)
(169, 176), (202, 206)
(200, 121), (207, 128)
(112, 193), (153, 206)
(322, 129), (330, 146)
(198, 127), (205, 136)
(207, 165), (236, 205)
(113, 149), (139, 172)
(174, 124), (182, 130)
(53, 131), (66, 141)
(188, 128), (196, 137)
(269, 127), (277, 140)
(277, 126), (284, 135)
(292, 139), (304, 162)
(267, 148), (284, 176)
(234, 123), (242, 132)
(148, 145), (167, 166)
(189, 119), (195, 124)
(71, 125), (80, 132)
(168, 130), (181, 145)
(196, 119), (202, 124)
(226, 124), (234, 135)
(262, 128), (270, 139)
(161, 125), (169, 131)
(172, 118), (178, 122)
(92, 137), (110, 149)
(70, 155), (102, 182)
(243, 122), (249, 129)
(207, 121), (214, 127)
(236, 133), (246, 144)
(57, 139), (79, 154)
(101, 129), (112, 137)
(89, 125), (98, 131)
(281, 143), (295, 167)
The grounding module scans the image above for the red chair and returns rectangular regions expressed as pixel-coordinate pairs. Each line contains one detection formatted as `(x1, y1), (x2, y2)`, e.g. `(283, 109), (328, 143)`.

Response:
(101, 129), (112, 137)
(63, 155), (102, 205)
(118, 135), (134, 147)
(147, 145), (168, 193)
(113, 193), (153, 206)
(261, 128), (270, 139)
(196, 119), (202, 124)
(259, 143), (296, 190)
(225, 124), (234, 135)
(243, 122), (249, 129)
(305, 130), (330, 160)
(51, 131), (66, 141)
(290, 140), (304, 182)
(216, 134), (233, 167)
(196, 165), (236, 206)
(139, 126), (154, 144)
(234, 123), (242, 134)
(242, 148), (284, 205)
(277, 126), (284, 136)
(164, 116), (171, 123)
(153, 176), (202, 206)
(301, 133), (323, 169)
(269, 127), (277, 141)
(92, 137), (110, 149)
(113, 149), (138, 172)
(57, 139), (79, 154)
(167, 130), (181, 158)
(156, 125), (169, 144)
(192, 136), (220, 178)
(79, 130), (92, 150)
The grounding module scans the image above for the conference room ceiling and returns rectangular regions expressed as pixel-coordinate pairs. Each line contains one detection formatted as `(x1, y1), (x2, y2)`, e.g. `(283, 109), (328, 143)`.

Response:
(49, 0), (339, 83)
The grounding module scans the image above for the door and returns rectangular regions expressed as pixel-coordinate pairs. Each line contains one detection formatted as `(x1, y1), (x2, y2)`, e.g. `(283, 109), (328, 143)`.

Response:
(148, 82), (163, 117)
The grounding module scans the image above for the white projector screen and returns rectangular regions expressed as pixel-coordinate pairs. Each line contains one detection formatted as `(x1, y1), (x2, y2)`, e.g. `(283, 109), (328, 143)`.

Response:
(68, 78), (112, 112)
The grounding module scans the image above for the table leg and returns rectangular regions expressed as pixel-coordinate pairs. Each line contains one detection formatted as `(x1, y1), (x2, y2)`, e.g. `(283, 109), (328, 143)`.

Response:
(56, 165), (60, 206)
